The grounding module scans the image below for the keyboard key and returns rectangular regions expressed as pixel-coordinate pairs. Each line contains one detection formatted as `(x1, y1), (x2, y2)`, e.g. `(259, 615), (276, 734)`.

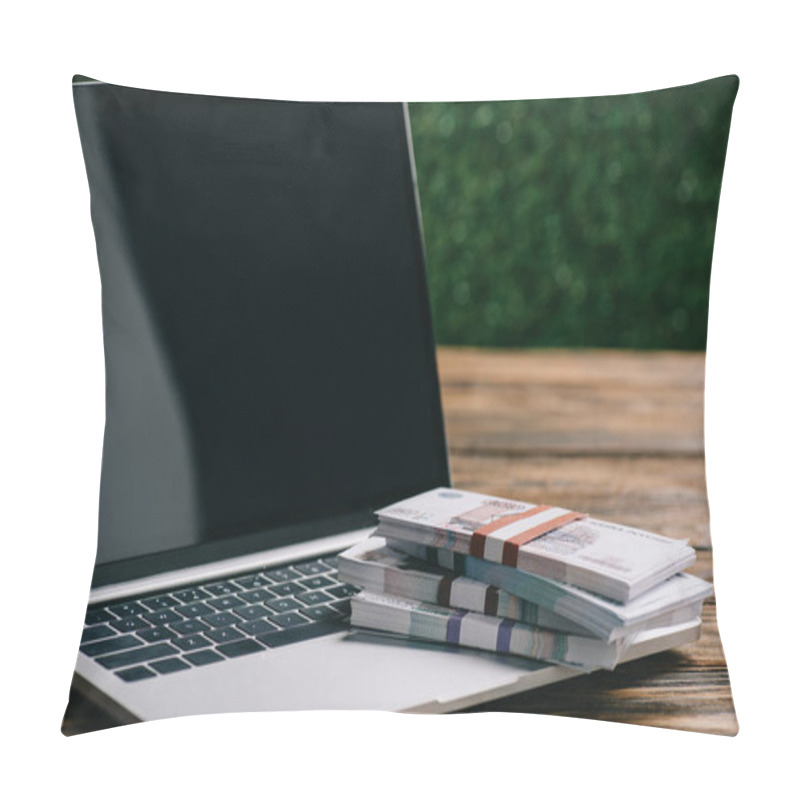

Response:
(184, 649), (225, 667)
(329, 600), (351, 616)
(207, 595), (247, 611)
(265, 597), (303, 614)
(299, 604), (339, 621)
(116, 666), (156, 682)
(170, 618), (211, 636)
(137, 627), (174, 643)
(173, 634), (213, 651)
(172, 587), (211, 603)
(236, 618), (278, 636)
(216, 639), (265, 658)
(233, 574), (273, 589)
(81, 635), (142, 657)
(270, 611), (310, 629)
(202, 612), (241, 628)
(176, 601), (216, 619)
(269, 582), (304, 597)
(234, 604), (270, 621)
(205, 626), (245, 644)
(109, 616), (152, 633)
(239, 588), (275, 604)
(263, 567), (302, 582)
(107, 601), (148, 618)
(96, 643), (179, 670)
(326, 584), (357, 599)
(203, 581), (239, 596)
(321, 557), (340, 569)
(140, 594), (180, 611)
(143, 609), (183, 625)
(296, 590), (332, 606)
(81, 624), (116, 643)
(85, 608), (114, 625)
(257, 619), (346, 648)
(150, 658), (191, 675)
(298, 575), (336, 591)
(294, 561), (333, 576)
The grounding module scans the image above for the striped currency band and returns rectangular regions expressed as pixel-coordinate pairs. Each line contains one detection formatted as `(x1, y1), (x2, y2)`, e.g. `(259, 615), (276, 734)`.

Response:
(437, 575), (500, 616)
(445, 610), (516, 654)
(470, 505), (587, 567)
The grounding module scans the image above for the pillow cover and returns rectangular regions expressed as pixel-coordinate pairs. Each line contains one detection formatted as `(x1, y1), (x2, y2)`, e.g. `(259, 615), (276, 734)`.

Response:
(64, 75), (738, 736)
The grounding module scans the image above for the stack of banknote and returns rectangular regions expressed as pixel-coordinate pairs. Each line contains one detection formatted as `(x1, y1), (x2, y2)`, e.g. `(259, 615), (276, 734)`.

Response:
(338, 487), (712, 672)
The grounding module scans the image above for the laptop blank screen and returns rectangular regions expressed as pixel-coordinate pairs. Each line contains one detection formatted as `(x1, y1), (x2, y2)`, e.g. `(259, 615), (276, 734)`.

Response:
(73, 82), (449, 585)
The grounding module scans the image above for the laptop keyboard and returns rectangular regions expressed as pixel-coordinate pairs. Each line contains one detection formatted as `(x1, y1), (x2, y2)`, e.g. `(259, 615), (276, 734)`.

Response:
(80, 556), (356, 682)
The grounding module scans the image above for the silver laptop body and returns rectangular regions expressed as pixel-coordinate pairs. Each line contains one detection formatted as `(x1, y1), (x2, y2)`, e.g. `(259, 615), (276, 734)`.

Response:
(74, 533), (577, 723)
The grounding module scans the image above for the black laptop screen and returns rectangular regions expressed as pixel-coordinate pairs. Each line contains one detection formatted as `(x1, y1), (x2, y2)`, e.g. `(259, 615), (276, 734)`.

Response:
(73, 81), (449, 585)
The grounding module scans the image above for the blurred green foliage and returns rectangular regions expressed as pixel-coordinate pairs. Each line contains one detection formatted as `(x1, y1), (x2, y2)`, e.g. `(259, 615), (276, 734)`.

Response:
(408, 76), (737, 350)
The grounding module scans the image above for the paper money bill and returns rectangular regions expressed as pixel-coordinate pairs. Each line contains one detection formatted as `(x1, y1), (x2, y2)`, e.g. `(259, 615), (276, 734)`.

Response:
(377, 487), (696, 602)
(338, 536), (593, 636)
(350, 591), (702, 671)
(388, 536), (712, 642)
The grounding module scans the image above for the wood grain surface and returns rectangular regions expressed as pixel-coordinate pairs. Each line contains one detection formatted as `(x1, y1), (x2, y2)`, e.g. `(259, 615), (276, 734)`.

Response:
(439, 347), (737, 735)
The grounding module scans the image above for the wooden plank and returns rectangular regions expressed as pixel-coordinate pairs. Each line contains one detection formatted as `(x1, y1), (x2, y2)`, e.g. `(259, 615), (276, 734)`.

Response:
(437, 347), (706, 390)
(438, 347), (706, 456)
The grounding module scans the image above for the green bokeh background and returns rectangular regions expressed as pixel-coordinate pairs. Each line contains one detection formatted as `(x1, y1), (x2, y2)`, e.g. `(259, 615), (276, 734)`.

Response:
(407, 76), (737, 351)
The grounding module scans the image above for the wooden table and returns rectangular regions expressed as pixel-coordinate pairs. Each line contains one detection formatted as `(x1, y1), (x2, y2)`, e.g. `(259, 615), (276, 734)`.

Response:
(63, 346), (737, 736)
(438, 346), (737, 735)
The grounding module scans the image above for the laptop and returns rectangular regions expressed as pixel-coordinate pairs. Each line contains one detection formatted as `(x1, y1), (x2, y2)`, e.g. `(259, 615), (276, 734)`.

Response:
(65, 77), (582, 729)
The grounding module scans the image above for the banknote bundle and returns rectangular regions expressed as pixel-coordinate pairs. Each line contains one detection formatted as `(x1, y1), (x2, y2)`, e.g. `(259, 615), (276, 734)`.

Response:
(337, 487), (711, 671)
(340, 536), (711, 642)
(340, 537), (595, 636)
(350, 592), (702, 671)
(375, 488), (696, 603)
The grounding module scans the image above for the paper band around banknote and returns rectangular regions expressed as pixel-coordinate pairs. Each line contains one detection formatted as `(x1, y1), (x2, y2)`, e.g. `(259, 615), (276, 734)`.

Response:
(445, 608), (517, 654)
(469, 505), (587, 566)
(436, 575), (501, 616)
